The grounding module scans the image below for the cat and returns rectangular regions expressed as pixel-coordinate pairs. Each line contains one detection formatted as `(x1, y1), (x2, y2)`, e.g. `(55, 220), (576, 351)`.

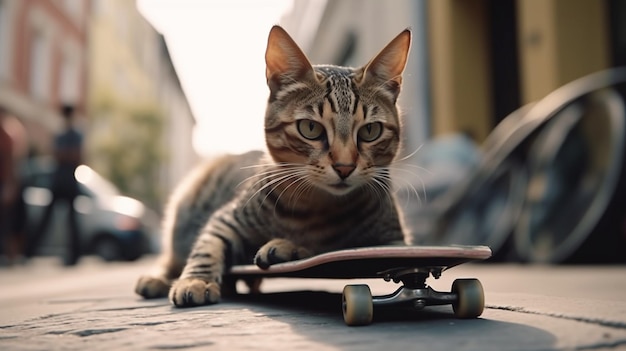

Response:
(135, 25), (413, 307)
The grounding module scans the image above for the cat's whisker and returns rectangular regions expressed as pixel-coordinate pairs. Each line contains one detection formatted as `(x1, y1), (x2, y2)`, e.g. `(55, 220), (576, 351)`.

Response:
(297, 180), (316, 207)
(396, 176), (425, 207)
(393, 164), (432, 175)
(240, 162), (302, 170)
(370, 176), (394, 206)
(239, 166), (301, 190)
(395, 144), (424, 162)
(386, 164), (427, 186)
(239, 163), (301, 178)
(251, 165), (310, 201)
(366, 167), (394, 196)
(265, 170), (313, 215)
(237, 162), (288, 186)
(258, 171), (302, 199)
(379, 166), (425, 206)
(264, 175), (298, 210)
(286, 174), (314, 210)
(243, 170), (300, 209)
(241, 168), (297, 186)
(272, 173), (311, 215)
(390, 158), (432, 175)
(365, 181), (387, 208)
(374, 168), (403, 191)
(239, 163), (272, 170)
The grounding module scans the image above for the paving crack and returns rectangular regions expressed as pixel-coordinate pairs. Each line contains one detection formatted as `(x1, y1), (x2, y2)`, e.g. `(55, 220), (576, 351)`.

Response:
(150, 341), (215, 349)
(575, 339), (626, 350)
(486, 304), (626, 329)
(72, 327), (127, 337)
(90, 303), (170, 312)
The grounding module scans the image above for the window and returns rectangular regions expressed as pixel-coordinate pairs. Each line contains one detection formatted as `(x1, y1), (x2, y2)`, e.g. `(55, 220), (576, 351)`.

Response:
(114, 63), (129, 97)
(0, 0), (7, 79)
(90, 0), (105, 16)
(29, 30), (51, 101)
(62, 0), (83, 22)
(59, 53), (79, 104)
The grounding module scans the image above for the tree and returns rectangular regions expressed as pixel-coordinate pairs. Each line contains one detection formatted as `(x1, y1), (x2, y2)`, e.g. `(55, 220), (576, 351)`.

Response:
(87, 95), (166, 210)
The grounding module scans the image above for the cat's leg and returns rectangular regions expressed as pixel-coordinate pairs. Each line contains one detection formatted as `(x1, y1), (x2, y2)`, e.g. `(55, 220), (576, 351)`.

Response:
(135, 213), (191, 299)
(254, 238), (313, 269)
(169, 231), (238, 307)
(135, 254), (184, 299)
(136, 196), (192, 299)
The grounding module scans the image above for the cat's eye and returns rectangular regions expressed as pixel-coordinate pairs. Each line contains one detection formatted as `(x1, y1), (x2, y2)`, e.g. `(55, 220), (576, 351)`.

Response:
(357, 122), (383, 142)
(297, 119), (325, 140)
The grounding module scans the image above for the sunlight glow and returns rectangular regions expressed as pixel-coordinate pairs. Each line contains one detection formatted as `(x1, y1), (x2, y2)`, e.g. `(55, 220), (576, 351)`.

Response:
(111, 196), (145, 219)
(137, 0), (294, 157)
(74, 164), (95, 184)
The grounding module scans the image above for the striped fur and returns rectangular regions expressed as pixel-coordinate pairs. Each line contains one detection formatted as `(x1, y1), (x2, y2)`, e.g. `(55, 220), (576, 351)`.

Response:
(135, 26), (412, 307)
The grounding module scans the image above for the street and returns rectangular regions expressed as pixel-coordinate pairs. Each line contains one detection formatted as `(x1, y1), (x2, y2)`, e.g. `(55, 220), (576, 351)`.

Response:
(1, 256), (625, 350)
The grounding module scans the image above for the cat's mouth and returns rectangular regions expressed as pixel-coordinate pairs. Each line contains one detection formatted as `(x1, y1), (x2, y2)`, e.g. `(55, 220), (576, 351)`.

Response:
(325, 181), (353, 195)
(330, 182), (350, 189)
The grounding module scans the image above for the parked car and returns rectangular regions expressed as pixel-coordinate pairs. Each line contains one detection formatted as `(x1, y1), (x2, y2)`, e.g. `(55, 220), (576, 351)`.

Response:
(22, 158), (160, 261)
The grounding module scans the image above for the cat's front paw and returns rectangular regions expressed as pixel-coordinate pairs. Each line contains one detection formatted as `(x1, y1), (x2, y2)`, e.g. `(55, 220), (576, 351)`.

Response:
(169, 278), (220, 307)
(254, 238), (313, 269)
(135, 275), (171, 299)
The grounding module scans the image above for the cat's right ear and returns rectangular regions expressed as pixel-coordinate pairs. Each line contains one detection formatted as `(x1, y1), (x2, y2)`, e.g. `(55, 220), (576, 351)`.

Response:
(359, 29), (411, 103)
(265, 25), (314, 99)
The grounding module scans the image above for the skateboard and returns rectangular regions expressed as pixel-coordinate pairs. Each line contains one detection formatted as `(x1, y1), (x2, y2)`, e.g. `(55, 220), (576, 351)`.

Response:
(225, 245), (492, 326)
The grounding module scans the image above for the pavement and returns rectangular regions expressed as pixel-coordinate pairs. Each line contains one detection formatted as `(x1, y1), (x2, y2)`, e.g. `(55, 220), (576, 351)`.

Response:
(1, 255), (625, 351)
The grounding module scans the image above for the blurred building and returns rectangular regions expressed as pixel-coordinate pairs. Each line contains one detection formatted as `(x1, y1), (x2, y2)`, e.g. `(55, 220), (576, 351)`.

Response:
(0, 0), (196, 207)
(427, 0), (621, 142)
(88, 0), (197, 206)
(0, 0), (89, 153)
(281, 0), (626, 145)
(155, 36), (198, 195)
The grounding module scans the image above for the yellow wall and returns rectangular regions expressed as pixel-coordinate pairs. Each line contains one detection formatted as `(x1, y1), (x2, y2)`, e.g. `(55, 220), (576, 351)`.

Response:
(428, 0), (492, 141)
(88, 0), (160, 110)
(427, 0), (610, 141)
(516, 0), (609, 104)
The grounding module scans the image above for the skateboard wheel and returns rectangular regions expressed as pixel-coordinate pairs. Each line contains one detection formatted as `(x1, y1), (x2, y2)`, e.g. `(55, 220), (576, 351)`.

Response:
(342, 285), (373, 326)
(452, 278), (485, 319)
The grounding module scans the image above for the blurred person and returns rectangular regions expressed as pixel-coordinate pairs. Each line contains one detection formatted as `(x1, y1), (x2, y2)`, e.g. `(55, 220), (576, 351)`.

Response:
(26, 104), (84, 266)
(0, 106), (29, 265)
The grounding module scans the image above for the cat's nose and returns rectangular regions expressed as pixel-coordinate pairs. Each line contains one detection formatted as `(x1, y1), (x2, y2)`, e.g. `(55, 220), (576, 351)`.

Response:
(332, 164), (356, 180)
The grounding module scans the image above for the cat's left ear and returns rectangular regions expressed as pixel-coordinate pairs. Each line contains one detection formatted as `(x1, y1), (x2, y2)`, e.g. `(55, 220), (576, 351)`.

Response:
(265, 25), (315, 99)
(360, 29), (412, 102)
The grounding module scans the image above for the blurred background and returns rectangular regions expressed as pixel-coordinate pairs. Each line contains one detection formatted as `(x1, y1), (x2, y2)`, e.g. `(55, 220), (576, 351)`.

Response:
(0, 0), (625, 266)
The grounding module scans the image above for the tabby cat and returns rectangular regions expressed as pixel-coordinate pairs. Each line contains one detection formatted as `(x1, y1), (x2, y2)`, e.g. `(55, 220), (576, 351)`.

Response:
(135, 25), (412, 307)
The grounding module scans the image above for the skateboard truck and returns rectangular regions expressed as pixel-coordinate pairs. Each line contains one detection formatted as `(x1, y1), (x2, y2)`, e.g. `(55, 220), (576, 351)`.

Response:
(374, 267), (454, 309)
(380, 266), (444, 284)
(342, 266), (485, 326)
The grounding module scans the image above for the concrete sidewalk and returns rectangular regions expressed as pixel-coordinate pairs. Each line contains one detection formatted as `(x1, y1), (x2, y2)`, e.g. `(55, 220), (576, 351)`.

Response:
(1, 256), (625, 350)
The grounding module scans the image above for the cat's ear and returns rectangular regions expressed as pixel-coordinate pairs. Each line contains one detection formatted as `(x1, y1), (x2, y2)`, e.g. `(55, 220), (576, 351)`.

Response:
(360, 29), (411, 101)
(265, 25), (315, 98)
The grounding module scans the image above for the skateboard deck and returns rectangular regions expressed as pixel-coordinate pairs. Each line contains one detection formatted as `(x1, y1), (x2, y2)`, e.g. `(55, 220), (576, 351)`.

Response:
(225, 245), (492, 326)
(228, 245), (492, 279)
